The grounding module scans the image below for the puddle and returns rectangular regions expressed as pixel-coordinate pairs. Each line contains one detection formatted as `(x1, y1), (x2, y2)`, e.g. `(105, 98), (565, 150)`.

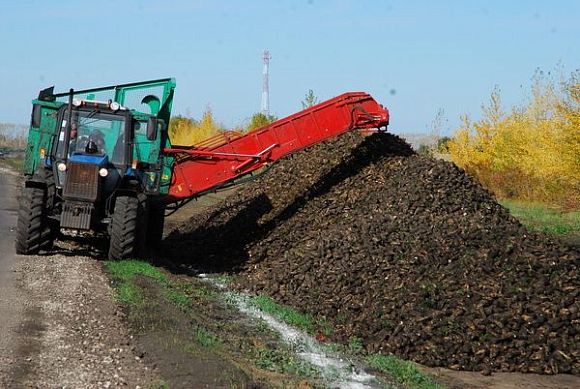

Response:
(199, 274), (387, 389)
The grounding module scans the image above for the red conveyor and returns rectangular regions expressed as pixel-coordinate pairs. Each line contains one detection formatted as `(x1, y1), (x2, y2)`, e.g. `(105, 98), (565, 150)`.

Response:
(163, 92), (389, 202)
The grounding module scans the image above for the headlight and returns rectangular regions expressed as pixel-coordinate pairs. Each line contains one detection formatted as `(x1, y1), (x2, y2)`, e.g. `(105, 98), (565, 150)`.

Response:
(98, 168), (109, 177)
(110, 101), (120, 111)
(57, 162), (67, 172)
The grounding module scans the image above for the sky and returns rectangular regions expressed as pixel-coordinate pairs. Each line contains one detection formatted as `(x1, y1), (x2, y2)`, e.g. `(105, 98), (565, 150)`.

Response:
(0, 0), (578, 135)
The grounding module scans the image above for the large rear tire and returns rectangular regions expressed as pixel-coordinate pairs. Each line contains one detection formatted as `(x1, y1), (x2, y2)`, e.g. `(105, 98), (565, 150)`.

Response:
(108, 195), (147, 260)
(15, 186), (52, 254)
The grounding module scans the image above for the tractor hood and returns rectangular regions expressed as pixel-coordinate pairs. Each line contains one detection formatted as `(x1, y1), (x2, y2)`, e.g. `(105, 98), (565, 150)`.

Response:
(69, 153), (109, 167)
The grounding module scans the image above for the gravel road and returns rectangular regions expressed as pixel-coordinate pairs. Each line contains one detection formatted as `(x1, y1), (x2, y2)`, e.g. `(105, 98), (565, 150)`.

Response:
(0, 167), (158, 388)
(0, 167), (23, 384)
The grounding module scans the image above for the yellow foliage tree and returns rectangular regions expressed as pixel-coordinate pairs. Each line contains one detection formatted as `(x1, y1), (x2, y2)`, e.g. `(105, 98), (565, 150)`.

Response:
(168, 109), (224, 146)
(448, 71), (579, 207)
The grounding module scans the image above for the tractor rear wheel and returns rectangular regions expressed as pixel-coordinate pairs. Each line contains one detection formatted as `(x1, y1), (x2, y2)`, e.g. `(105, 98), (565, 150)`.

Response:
(108, 195), (147, 260)
(15, 186), (53, 254)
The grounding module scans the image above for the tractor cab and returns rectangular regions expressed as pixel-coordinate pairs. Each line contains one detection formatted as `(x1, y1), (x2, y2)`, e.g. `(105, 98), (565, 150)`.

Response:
(54, 100), (160, 184)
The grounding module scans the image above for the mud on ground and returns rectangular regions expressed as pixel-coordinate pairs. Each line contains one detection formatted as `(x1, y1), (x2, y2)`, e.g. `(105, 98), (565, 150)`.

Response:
(110, 261), (369, 388)
(128, 275), (253, 388)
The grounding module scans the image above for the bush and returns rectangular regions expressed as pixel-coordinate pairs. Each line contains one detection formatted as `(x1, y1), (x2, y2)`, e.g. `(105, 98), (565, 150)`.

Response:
(245, 112), (277, 133)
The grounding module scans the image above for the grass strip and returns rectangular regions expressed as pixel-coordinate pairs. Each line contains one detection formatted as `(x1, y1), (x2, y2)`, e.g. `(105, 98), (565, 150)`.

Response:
(500, 199), (580, 235)
(105, 260), (192, 309)
(252, 347), (319, 378)
(105, 260), (166, 306)
(251, 295), (317, 334)
(195, 327), (222, 348)
(251, 295), (444, 388)
(106, 259), (167, 284)
(367, 354), (443, 389)
(0, 156), (24, 172)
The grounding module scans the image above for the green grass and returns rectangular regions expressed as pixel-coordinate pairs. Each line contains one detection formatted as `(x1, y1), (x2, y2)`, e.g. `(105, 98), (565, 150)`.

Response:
(347, 337), (364, 353)
(182, 327), (222, 352)
(500, 199), (580, 235)
(0, 156), (24, 171)
(191, 285), (218, 300)
(250, 295), (333, 336)
(106, 259), (168, 284)
(105, 259), (192, 310)
(215, 274), (234, 285)
(105, 260), (226, 351)
(166, 289), (190, 309)
(251, 347), (319, 378)
(115, 281), (144, 306)
(105, 260), (168, 306)
(165, 277), (218, 304)
(151, 379), (170, 389)
(367, 354), (444, 389)
(195, 327), (222, 348)
(251, 295), (317, 334)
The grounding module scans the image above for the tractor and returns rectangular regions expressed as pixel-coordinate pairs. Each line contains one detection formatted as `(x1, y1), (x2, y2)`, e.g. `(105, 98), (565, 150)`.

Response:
(16, 78), (389, 260)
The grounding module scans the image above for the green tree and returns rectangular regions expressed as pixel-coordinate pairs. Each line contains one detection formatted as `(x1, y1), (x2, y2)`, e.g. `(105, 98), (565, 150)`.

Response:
(417, 144), (432, 156)
(245, 112), (277, 132)
(437, 136), (452, 152)
(301, 89), (319, 109)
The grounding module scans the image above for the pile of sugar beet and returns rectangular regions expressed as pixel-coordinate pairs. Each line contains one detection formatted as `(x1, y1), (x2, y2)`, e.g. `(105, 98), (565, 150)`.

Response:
(164, 131), (579, 375)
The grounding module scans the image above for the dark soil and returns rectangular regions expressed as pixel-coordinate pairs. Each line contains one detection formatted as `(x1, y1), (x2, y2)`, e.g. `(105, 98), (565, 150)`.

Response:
(123, 272), (324, 388)
(129, 275), (253, 389)
(164, 131), (580, 375)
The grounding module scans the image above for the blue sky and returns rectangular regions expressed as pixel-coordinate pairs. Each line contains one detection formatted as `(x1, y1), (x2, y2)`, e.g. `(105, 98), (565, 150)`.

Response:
(0, 0), (578, 135)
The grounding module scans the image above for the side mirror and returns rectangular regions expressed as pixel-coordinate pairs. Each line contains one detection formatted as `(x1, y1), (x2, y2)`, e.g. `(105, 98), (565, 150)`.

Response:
(146, 117), (158, 141)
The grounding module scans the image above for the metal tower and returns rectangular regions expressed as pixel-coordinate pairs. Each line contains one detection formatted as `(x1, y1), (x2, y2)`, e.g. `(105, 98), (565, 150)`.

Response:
(261, 50), (271, 116)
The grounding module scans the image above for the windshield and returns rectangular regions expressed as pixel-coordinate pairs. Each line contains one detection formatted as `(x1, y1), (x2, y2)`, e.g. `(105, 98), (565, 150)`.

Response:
(57, 109), (126, 164)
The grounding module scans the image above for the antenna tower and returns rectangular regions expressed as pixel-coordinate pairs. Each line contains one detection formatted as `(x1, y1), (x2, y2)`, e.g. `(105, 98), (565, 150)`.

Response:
(261, 49), (271, 116)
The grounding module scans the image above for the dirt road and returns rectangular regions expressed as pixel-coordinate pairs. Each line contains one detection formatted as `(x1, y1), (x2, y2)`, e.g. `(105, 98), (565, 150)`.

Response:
(0, 167), (157, 388)
(0, 167), (24, 384)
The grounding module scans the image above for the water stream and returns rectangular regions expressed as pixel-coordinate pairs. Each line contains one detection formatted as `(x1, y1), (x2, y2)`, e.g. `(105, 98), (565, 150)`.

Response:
(199, 274), (388, 389)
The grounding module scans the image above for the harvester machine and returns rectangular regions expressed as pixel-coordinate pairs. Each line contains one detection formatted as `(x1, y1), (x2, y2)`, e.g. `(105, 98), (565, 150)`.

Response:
(16, 78), (389, 260)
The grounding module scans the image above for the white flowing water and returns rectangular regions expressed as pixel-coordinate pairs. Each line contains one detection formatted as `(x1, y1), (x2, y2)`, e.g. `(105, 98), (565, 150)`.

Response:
(198, 274), (387, 389)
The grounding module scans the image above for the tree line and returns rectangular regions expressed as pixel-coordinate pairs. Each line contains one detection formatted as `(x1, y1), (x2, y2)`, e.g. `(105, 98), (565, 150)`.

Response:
(446, 70), (579, 207)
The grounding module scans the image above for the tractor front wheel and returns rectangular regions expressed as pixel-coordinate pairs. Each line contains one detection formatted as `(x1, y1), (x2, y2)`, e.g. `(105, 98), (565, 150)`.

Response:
(108, 196), (147, 260)
(15, 186), (53, 254)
